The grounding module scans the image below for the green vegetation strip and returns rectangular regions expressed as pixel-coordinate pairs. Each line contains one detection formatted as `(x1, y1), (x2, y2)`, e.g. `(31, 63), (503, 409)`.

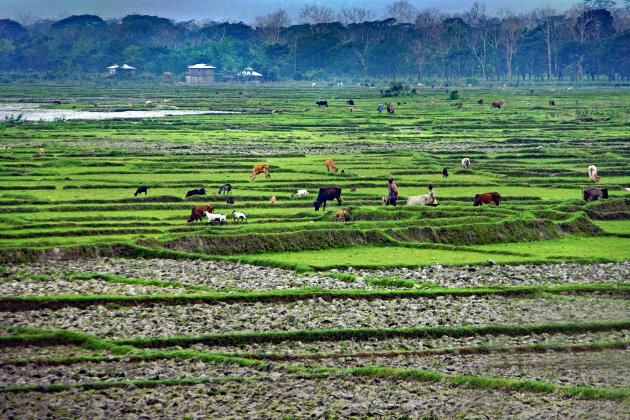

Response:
(244, 340), (630, 362)
(1, 282), (628, 311)
(68, 272), (216, 292)
(113, 321), (630, 348)
(330, 366), (630, 402)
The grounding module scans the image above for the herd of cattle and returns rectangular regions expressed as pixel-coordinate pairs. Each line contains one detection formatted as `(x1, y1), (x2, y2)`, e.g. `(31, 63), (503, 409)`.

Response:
(132, 160), (612, 226)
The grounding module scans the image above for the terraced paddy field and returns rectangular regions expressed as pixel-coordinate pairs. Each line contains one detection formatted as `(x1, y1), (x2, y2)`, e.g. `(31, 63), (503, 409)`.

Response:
(0, 83), (629, 417)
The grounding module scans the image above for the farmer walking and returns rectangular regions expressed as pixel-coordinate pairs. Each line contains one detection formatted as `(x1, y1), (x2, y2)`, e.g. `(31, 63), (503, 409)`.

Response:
(387, 177), (398, 206)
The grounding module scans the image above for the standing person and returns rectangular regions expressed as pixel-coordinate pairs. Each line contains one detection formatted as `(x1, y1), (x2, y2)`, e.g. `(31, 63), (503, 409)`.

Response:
(378, 103), (384, 114)
(387, 177), (398, 206)
(427, 184), (437, 205)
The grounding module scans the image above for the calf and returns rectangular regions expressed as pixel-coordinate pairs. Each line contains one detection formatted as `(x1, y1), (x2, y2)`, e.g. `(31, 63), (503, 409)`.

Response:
(316, 101), (328, 107)
(477, 99), (484, 105)
(270, 195), (277, 204)
(491, 101), (502, 108)
(134, 186), (149, 197)
(185, 188), (206, 198)
(473, 192), (501, 206)
(313, 187), (342, 211)
(232, 211), (247, 222)
(549, 100), (556, 106)
(226, 196), (234, 204)
(347, 100), (355, 105)
(461, 158), (470, 171)
(442, 168), (449, 178)
(203, 211), (226, 225)
(583, 188), (608, 202)
(218, 184), (232, 194)
(292, 189), (309, 198)
(325, 158), (338, 173)
(334, 207), (352, 221)
(188, 204), (215, 223)
(251, 164), (270, 181)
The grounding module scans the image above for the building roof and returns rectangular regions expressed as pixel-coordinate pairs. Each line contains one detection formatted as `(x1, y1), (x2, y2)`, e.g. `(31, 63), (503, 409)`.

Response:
(107, 64), (119, 69)
(120, 64), (136, 70)
(239, 68), (263, 77)
(188, 63), (216, 69)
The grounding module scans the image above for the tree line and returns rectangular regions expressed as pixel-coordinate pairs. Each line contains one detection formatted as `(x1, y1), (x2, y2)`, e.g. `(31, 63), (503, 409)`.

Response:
(0, 1), (629, 83)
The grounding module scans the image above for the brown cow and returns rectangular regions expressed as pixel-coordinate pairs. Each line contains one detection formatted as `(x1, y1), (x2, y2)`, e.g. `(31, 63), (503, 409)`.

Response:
(325, 158), (338, 173)
(473, 192), (501, 206)
(251, 164), (270, 181)
(269, 195), (276, 204)
(386, 102), (395, 113)
(491, 102), (502, 108)
(188, 204), (215, 223)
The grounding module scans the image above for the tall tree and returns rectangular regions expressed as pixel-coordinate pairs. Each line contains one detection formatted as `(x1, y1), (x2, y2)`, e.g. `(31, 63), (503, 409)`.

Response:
(386, 1), (418, 24)
(255, 9), (290, 45)
(533, 7), (558, 80)
(299, 4), (335, 33)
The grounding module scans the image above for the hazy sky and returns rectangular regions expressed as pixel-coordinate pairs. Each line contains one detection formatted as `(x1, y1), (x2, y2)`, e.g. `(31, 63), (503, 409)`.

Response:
(1, 0), (584, 24)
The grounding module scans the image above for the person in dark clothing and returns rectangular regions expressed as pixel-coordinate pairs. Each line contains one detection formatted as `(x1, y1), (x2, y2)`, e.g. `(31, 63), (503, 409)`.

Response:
(387, 177), (398, 206)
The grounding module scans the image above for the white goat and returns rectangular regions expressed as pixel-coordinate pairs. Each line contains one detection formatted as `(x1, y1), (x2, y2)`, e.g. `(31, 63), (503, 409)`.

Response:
(203, 211), (226, 225)
(406, 194), (432, 206)
(232, 211), (247, 222)
(461, 157), (470, 170)
(588, 165), (600, 183)
(291, 189), (309, 198)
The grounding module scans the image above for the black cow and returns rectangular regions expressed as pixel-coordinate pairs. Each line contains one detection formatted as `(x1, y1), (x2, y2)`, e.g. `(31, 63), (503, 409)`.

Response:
(411, 88), (417, 94)
(313, 187), (342, 211)
(134, 186), (149, 196)
(583, 188), (608, 202)
(442, 168), (449, 178)
(226, 196), (235, 204)
(218, 183), (232, 194)
(185, 188), (206, 198)
(347, 100), (355, 106)
(316, 101), (328, 107)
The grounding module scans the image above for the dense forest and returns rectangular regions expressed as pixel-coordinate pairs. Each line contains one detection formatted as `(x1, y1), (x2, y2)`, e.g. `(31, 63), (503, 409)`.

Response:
(0, 1), (629, 83)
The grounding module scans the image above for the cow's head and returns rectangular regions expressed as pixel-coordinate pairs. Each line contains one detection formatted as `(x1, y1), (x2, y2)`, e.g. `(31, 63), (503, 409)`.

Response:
(583, 189), (590, 201)
(199, 188), (206, 195)
(313, 200), (321, 211)
(334, 167), (338, 173)
(473, 194), (481, 206)
(600, 188), (609, 199)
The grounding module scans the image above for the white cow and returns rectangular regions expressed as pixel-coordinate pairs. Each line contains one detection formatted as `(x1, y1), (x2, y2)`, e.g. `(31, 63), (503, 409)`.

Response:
(406, 194), (432, 206)
(203, 211), (226, 225)
(588, 165), (600, 183)
(232, 211), (247, 222)
(461, 157), (471, 170)
(291, 189), (309, 198)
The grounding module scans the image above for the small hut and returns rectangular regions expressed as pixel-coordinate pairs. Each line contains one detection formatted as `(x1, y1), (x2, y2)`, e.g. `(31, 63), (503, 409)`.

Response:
(108, 64), (136, 77)
(186, 64), (216, 85)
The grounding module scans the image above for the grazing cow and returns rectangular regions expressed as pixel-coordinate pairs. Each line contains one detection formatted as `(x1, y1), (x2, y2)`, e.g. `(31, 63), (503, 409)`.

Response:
(334, 207), (352, 221)
(347, 100), (355, 105)
(203, 211), (226, 225)
(442, 168), (449, 178)
(411, 88), (417, 94)
(52, 100), (61, 105)
(474, 192), (501, 206)
(406, 194), (432, 206)
(232, 211), (247, 222)
(386, 102), (395, 114)
(316, 101), (328, 107)
(270, 195), (276, 204)
(251, 164), (270, 181)
(134, 186), (149, 197)
(461, 158), (470, 171)
(583, 188), (608, 201)
(588, 165), (601, 183)
(566, 87), (574, 92)
(313, 187), (342, 211)
(188, 204), (215, 223)
(325, 158), (338, 173)
(143, 100), (153, 106)
(549, 100), (556, 106)
(491, 101), (502, 108)
(477, 99), (484, 105)
(218, 183), (232, 194)
(226, 196), (234, 205)
(185, 188), (206, 198)
(292, 189), (309, 198)
(163, 99), (172, 104)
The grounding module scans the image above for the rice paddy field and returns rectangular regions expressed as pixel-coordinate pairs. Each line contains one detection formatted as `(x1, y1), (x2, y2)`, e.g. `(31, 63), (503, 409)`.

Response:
(0, 83), (629, 417)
